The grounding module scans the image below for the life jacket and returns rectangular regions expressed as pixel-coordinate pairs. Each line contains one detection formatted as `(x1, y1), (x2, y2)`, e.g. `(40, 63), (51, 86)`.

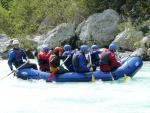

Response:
(49, 55), (60, 68)
(38, 53), (49, 65)
(100, 51), (111, 64)
(72, 51), (80, 67)
(8, 48), (24, 66)
(72, 51), (87, 67)
(90, 52), (100, 62)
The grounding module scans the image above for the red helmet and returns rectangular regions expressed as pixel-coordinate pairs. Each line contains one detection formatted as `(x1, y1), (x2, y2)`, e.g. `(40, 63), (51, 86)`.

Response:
(54, 47), (63, 52)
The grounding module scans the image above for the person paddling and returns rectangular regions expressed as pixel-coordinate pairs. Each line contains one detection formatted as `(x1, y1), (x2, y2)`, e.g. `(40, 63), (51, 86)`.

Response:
(99, 44), (121, 72)
(8, 39), (38, 73)
(38, 45), (52, 72)
(62, 44), (77, 72)
(88, 44), (101, 66)
(49, 47), (69, 74)
(72, 45), (94, 73)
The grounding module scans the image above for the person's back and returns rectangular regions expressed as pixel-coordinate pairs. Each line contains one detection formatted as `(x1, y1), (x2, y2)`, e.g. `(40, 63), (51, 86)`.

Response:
(88, 45), (101, 66)
(72, 45), (93, 73)
(38, 45), (51, 72)
(62, 44), (76, 72)
(99, 44), (121, 72)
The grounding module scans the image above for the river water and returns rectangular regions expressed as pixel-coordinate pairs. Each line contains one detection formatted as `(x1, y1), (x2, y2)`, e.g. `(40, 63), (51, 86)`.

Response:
(0, 59), (150, 113)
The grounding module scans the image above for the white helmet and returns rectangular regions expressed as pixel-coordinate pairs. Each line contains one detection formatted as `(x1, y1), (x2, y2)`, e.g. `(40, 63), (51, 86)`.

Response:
(12, 40), (20, 45)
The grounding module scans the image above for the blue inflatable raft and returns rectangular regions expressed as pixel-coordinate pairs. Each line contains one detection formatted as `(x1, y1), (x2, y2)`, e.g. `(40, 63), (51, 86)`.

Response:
(16, 56), (143, 82)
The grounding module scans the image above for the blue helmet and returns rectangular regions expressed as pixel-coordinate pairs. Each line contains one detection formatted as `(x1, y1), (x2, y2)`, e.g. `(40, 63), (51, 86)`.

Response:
(64, 44), (71, 51)
(91, 45), (98, 49)
(80, 45), (89, 51)
(109, 44), (117, 50)
(42, 45), (50, 51)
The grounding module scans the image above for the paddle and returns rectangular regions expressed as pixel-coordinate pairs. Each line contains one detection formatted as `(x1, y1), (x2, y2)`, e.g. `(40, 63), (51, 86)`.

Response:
(88, 52), (95, 83)
(124, 74), (129, 82)
(0, 62), (28, 81)
(110, 72), (115, 83)
(107, 50), (122, 83)
(47, 55), (70, 80)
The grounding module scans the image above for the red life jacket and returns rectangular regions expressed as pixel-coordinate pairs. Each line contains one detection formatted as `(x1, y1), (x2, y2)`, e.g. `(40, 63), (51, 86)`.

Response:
(99, 48), (121, 72)
(38, 51), (50, 70)
(99, 49), (111, 65)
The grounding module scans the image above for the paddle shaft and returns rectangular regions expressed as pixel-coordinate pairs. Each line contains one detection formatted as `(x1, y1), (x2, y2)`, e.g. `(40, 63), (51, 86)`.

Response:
(0, 62), (28, 81)
(110, 72), (115, 83)
(16, 62), (28, 70)
(88, 52), (96, 82)
(47, 55), (70, 80)
(89, 52), (91, 65)
(60, 55), (70, 66)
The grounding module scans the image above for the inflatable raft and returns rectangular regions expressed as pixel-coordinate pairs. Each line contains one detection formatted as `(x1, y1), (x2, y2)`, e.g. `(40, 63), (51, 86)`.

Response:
(16, 56), (143, 82)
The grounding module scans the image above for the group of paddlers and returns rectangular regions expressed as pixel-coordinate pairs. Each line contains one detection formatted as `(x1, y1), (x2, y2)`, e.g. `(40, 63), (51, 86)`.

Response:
(8, 39), (121, 74)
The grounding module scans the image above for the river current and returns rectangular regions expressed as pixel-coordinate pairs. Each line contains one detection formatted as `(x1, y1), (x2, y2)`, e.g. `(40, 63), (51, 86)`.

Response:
(0, 59), (150, 113)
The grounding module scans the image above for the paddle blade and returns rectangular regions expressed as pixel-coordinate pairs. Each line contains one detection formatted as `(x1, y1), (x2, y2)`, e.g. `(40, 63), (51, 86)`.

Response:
(124, 74), (128, 82)
(91, 74), (96, 83)
(47, 70), (57, 80)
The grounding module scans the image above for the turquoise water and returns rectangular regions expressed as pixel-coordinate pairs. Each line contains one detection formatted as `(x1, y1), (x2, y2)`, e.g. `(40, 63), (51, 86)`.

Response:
(0, 60), (150, 113)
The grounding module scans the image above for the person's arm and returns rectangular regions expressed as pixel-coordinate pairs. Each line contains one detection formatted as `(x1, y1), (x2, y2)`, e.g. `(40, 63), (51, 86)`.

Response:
(78, 54), (89, 71)
(63, 50), (77, 56)
(59, 55), (68, 59)
(21, 49), (29, 61)
(62, 51), (69, 56)
(40, 51), (51, 60)
(70, 50), (77, 55)
(109, 53), (121, 67)
(8, 51), (15, 71)
(90, 50), (101, 55)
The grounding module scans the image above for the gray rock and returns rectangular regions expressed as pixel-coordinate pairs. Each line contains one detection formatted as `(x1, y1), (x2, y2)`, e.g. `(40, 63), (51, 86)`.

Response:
(34, 23), (75, 51)
(0, 34), (12, 59)
(79, 9), (120, 47)
(113, 29), (143, 51)
(0, 34), (10, 44)
(0, 39), (13, 59)
(131, 48), (147, 60)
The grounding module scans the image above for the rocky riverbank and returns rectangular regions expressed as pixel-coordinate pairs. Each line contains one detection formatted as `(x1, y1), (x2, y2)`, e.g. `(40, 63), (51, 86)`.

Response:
(0, 9), (150, 60)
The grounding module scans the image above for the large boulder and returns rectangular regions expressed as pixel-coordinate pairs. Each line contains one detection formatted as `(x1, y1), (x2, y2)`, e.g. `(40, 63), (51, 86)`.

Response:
(0, 40), (13, 59)
(0, 34), (12, 59)
(0, 34), (36, 59)
(131, 48), (147, 60)
(113, 29), (143, 51)
(78, 9), (120, 47)
(140, 35), (150, 50)
(116, 51), (132, 59)
(132, 35), (150, 60)
(0, 34), (10, 43)
(34, 23), (76, 51)
(133, 35), (150, 50)
(147, 48), (150, 59)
